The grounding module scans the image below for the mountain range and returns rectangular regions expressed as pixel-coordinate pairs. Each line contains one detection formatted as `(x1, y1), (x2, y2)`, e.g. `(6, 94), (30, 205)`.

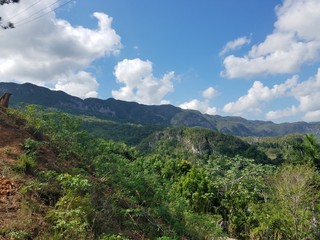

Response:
(1, 82), (320, 137)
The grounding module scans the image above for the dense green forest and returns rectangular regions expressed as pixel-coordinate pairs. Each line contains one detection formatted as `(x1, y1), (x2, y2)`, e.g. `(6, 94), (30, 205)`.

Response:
(1, 105), (320, 240)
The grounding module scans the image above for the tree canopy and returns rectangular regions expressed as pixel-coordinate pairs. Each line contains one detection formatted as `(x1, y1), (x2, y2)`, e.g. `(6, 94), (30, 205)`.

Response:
(0, 0), (19, 5)
(1, 105), (320, 239)
(0, 0), (19, 29)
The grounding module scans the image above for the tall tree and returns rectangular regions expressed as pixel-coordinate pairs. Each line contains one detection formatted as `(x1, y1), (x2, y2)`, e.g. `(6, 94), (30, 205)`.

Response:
(252, 164), (320, 240)
(0, 0), (19, 29)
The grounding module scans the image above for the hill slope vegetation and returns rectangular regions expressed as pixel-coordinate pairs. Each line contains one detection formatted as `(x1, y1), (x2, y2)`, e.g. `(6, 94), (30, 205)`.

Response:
(1, 106), (320, 239)
(1, 82), (320, 137)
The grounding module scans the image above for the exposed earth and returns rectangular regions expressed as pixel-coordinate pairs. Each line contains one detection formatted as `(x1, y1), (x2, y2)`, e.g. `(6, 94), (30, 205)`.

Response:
(0, 109), (50, 239)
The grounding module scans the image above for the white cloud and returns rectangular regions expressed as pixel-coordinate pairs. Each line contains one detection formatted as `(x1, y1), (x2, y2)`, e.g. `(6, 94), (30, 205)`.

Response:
(304, 110), (320, 122)
(179, 99), (217, 115)
(0, 0), (122, 98)
(293, 70), (320, 109)
(202, 86), (218, 99)
(219, 36), (251, 56)
(55, 71), (99, 99)
(179, 87), (218, 115)
(264, 68), (320, 122)
(223, 76), (298, 116)
(293, 68), (320, 120)
(112, 58), (175, 105)
(221, 0), (320, 79)
(266, 106), (298, 121)
(223, 68), (320, 121)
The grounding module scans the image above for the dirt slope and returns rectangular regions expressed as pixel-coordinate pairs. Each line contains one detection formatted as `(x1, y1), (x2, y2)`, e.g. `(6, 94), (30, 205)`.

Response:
(0, 110), (48, 238)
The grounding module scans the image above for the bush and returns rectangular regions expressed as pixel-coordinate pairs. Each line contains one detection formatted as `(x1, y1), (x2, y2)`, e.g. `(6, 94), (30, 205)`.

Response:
(21, 138), (42, 157)
(15, 153), (37, 174)
(6, 230), (30, 240)
(100, 234), (128, 240)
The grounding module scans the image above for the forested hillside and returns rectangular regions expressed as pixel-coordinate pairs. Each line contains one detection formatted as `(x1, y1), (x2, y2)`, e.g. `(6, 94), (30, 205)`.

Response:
(1, 105), (320, 239)
(1, 82), (320, 137)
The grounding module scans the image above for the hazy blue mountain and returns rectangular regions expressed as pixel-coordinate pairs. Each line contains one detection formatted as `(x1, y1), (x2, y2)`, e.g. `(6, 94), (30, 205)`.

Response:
(1, 82), (320, 137)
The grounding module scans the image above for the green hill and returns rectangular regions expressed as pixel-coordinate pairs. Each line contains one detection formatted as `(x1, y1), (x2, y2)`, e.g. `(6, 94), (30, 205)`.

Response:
(139, 126), (270, 164)
(1, 82), (320, 137)
(1, 105), (320, 239)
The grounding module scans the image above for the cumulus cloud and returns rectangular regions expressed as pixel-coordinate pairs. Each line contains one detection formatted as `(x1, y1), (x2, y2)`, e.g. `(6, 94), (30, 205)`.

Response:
(179, 87), (218, 115)
(219, 36), (251, 56)
(293, 68), (320, 121)
(304, 110), (320, 122)
(112, 58), (175, 105)
(221, 0), (320, 78)
(0, 0), (122, 98)
(293, 70), (320, 110)
(55, 71), (99, 99)
(179, 99), (217, 115)
(264, 68), (320, 122)
(202, 86), (218, 99)
(266, 106), (298, 121)
(223, 76), (298, 116)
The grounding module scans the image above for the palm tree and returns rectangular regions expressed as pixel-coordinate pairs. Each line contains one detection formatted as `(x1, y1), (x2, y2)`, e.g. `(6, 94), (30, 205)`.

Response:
(303, 134), (320, 168)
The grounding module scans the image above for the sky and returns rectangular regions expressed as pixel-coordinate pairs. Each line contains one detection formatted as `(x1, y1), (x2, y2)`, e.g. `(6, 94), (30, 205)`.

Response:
(0, 0), (320, 123)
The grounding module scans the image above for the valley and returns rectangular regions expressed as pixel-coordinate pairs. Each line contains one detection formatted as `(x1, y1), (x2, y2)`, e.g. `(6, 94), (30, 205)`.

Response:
(0, 85), (319, 239)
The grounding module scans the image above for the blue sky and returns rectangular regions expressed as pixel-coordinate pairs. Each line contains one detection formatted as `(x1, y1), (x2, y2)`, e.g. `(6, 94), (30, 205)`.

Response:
(1, 0), (320, 123)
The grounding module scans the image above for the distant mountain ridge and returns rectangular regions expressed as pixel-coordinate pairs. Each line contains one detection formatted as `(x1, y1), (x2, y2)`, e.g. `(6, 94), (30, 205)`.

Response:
(1, 82), (320, 137)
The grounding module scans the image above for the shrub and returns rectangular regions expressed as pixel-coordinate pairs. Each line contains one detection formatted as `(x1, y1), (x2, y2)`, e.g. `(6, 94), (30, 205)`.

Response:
(6, 230), (30, 240)
(15, 153), (37, 174)
(21, 138), (42, 157)
(100, 234), (128, 240)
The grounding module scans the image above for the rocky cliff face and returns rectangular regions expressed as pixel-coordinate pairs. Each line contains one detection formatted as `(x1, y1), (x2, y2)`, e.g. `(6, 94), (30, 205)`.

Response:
(139, 127), (271, 164)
